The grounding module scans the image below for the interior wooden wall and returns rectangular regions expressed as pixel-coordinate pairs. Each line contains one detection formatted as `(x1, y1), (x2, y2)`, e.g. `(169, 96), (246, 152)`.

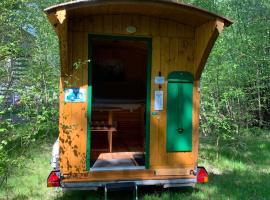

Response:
(92, 42), (147, 99)
(57, 13), (221, 173)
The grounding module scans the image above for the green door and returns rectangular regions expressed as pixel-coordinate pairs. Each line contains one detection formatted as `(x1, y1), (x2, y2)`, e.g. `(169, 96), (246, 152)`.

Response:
(166, 72), (193, 152)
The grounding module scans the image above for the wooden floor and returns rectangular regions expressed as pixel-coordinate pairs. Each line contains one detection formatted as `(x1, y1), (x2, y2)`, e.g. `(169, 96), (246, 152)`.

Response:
(90, 135), (145, 166)
(90, 107), (146, 167)
(92, 152), (145, 169)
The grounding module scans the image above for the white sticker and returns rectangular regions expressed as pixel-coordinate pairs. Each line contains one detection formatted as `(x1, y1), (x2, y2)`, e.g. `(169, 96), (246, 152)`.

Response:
(154, 90), (163, 111)
(155, 76), (165, 84)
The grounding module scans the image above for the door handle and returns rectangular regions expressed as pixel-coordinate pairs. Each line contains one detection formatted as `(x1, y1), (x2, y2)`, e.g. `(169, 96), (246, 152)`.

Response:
(177, 128), (184, 133)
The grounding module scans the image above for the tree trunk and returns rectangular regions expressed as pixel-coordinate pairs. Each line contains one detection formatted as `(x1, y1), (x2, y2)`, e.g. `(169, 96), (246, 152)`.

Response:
(256, 68), (263, 127)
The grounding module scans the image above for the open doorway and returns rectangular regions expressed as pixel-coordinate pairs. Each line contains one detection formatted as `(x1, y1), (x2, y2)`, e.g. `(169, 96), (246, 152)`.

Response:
(89, 36), (149, 171)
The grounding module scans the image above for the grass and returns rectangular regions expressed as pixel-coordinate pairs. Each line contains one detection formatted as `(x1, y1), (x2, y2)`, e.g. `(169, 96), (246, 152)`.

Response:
(0, 130), (269, 200)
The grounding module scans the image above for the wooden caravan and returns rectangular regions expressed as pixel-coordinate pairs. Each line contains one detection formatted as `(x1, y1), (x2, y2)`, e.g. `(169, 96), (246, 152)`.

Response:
(45, 0), (232, 191)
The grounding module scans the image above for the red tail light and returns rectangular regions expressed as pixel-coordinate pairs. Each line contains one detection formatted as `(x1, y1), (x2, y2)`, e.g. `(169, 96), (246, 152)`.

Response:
(47, 170), (61, 187)
(197, 167), (208, 183)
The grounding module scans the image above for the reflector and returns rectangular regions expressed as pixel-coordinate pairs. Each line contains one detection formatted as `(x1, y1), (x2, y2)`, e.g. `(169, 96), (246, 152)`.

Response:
(47, 170), (60, 187)
(197, 167), (208, 183)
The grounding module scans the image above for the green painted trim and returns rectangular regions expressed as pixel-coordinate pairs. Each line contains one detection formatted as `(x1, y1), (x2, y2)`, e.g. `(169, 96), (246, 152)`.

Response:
(86, 34), (152, 170)
(86, 35), (93, 171)
(145, 38), (152, 169)
(168, 71), (194, 83)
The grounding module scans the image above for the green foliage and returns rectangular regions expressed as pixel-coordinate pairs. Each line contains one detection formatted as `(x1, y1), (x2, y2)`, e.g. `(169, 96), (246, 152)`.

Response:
(0, 0), (66, 187)
(181, 0), (270, 143)
(1, 132), (269, 199)
(0, 0), (269, 196)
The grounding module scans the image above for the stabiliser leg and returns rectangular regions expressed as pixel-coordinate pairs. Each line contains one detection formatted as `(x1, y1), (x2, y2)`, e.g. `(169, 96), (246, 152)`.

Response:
(104, 185), (108, 200)
(103, 182), (138, 200)
(134, 184), (138, 200)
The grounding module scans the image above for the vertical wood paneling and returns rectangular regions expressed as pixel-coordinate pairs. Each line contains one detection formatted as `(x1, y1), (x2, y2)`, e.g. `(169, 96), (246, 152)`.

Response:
(58, 78), (68, 173)
(159, 37), (170, 166)
(61, 13), (204, 172)
(77, 31), (85, 172)
(130, 15), (141, 35)
(112, 15), (122, 34)
(150, 37), (161, 167)
(103, 15), (113, 34)
(57, 10), (73, 173)
(59, 87), (73, 173)
(81, 31), (88, 172)
(192, 80), (200, 162)
(168, 21), (177, 37)
(141, 16), (150, 36)
(159, 19), (168, 37)
(121, 14), (132, 35)
(86, 17), (94, 33)
(186, 39), (195, 72)
(70, 31), (81, 172)
(93, 15), (104, 33)
(169, 38), (178, 72)
(176, 23), (195, 38)
(194, 20), (221, 78)
(149, 17), (159, 36)
(178, 39), (195, 72)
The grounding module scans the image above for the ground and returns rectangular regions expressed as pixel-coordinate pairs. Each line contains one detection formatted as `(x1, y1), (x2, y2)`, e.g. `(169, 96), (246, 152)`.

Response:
(0, 131), (269, 200)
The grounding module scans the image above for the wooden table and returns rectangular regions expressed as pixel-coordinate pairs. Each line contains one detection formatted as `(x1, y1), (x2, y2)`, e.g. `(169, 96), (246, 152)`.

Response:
(92, 107), (120, 152)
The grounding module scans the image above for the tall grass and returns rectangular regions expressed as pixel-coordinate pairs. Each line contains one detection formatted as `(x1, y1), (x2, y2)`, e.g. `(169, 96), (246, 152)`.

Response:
(0, 130), (269, 200)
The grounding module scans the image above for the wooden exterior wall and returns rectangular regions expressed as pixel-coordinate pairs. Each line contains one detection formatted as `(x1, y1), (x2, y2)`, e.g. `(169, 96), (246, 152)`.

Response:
(53, 12), (224, 174)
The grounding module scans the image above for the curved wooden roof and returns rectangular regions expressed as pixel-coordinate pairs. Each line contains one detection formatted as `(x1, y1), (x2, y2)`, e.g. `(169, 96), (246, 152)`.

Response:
(44, 0), (232, 27)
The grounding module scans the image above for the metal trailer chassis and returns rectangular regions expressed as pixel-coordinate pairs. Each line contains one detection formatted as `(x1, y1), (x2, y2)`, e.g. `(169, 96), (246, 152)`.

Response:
(62, 178), (197, 200)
